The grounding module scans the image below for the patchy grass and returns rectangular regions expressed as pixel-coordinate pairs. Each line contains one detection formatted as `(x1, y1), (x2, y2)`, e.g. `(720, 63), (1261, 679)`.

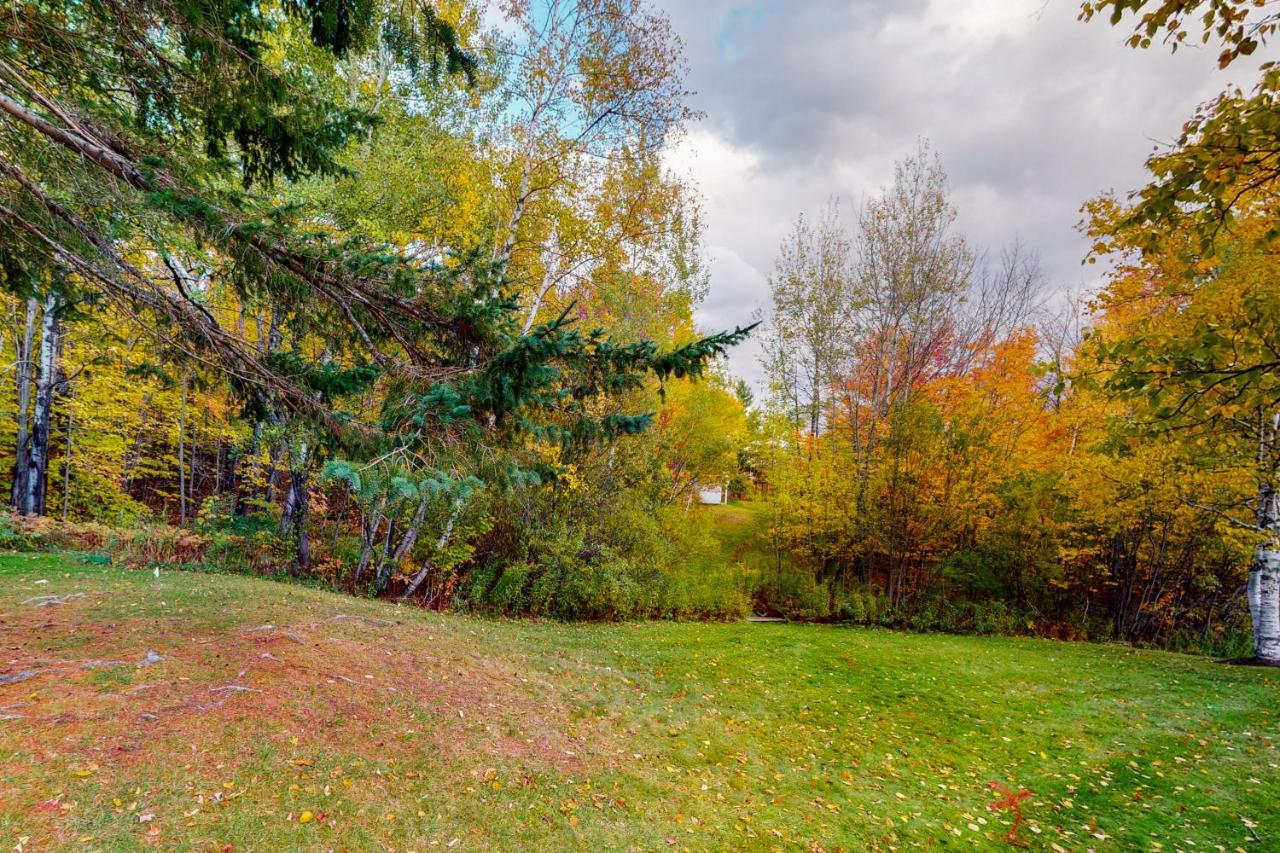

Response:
(695, 501), (777, 591)
(0, 552), (1277, 851)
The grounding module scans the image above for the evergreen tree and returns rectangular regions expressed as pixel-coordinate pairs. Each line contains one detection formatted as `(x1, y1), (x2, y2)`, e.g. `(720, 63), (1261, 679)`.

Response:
(0, 1), (752, 522)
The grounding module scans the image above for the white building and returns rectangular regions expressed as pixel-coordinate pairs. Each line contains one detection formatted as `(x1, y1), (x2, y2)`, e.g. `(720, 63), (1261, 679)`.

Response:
(698, 484), (728, 505)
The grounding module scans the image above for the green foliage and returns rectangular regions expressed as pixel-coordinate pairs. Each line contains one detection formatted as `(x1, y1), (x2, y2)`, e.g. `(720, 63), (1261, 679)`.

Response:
(755, 569), (831, 621)
(458, 538), (747, 622)
(0, 0), (753, 625)
(1082, 0), (1280, 249)
(0, 512), (24, 550)
(405, 309), (756, 451)
(456, 489), (748, 621)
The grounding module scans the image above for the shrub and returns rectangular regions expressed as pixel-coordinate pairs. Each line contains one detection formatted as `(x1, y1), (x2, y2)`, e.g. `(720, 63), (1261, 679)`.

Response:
(488, 561), (533, 612)
(557, 550), (644, 620)
(834, 591), (867, 623)
(0, 513), (24, 550)
(755, 568), (830, 620)
(0, 511), (301, 577)
(970, 600), (1024, 635)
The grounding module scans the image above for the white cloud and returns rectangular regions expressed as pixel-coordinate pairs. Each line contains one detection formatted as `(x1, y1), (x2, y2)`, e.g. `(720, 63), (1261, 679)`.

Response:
(654, 0), (1243, 392)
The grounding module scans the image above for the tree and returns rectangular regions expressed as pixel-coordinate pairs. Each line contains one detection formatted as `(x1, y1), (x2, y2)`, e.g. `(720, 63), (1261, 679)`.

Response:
(0, 1), (750, 531)
(0, 0), (480, 420)
(9, 295), (36, 512)
(841, 142), (976, 521)
(1082, 204), (1280, 662)
(1078, 0), (1280, 658)
(1081, 0), (1280, 249)
(761, 202), (859, 441)
(757, 143), (1051, 621)
(851, 142), (974, 418)
(657, 373), (748, 504)
(488, 0), (695, 281)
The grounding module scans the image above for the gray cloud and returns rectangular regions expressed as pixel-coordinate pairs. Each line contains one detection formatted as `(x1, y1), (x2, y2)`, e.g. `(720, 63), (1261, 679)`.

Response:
(655, 0), (1244, 390)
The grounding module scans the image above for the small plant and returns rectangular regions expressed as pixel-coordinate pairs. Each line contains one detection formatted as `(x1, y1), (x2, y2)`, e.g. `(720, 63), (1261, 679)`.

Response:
(987, 781), (1032, 845)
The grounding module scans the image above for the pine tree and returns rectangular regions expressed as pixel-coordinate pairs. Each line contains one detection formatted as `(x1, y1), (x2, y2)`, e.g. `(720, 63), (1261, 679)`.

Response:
(0, 1), (754, 532)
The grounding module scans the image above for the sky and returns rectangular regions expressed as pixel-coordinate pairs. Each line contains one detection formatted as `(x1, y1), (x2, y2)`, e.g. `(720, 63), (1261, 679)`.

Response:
(655, 0), (1246, 391)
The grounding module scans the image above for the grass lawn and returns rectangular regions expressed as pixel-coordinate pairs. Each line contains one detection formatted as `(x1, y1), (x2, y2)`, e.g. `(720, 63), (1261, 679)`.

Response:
(1, 552), (1277, 851)
(698, 500), (774, 574)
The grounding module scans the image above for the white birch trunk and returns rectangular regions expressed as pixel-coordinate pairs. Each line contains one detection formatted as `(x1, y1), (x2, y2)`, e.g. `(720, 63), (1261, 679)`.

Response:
(1249, 475), (1280, 662)
(1248, 548), (1280, 662)
(1249, 412), (1280, 662)
(25, 292), (60, 516)
(521, 227), (561, 334)
(494, 167), (532, 270)
(10, 296), (36, 512)
(401, 496), (465, 600)
(390, 498), (431, 564)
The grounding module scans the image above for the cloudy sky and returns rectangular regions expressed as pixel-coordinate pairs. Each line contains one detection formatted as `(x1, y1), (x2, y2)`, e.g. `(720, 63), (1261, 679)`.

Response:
(654, 0), (1245, 390)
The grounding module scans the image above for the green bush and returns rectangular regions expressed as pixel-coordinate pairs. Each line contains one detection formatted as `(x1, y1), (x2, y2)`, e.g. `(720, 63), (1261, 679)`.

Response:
(652, 505), (747, 620)
(755, 568), (830, 620)
(453, 485), (748, 621)
(0, 513), (24, 550)
(660, 569), (748, 620)
(970, 600), (1024, 635)
(556, 550), (644, 620)
(833, 589), (864, 623)
(488, 561), (533, 612)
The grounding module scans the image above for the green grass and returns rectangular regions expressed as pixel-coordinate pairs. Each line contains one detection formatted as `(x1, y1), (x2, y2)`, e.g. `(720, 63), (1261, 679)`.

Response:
(692, 501), (778, 603)
(699, 500), (773, 571)
(1, 552), (1277, 850)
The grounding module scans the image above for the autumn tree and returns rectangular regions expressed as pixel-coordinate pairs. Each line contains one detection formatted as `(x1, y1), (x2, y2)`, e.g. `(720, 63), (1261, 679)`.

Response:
(1081, 0), (1280, 249)
(488, 0), (695, 317)
(758, 144), (1047, 620)
(1081, 1), (1280, 660)
(657, 372), (748, 504)
(1082, 203), (1280, 661)
(761, 202), (859, 441)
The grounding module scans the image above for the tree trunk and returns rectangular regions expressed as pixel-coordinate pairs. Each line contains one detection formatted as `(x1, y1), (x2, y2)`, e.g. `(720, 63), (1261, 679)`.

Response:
(24, 293), (61, 516)
(1248, 544), (1280, 662)
(372, 518), (398, 593)
(401, 496), (465, 600)
(495, 167), (532, 269)
(521, 226), (561, 334)
(352, 495), (386, 587)
(390, 498), (431, 564)
(177, 369), (188, 524)
(10, 296), (37, 512)
(1249, 450), (1280, 661)
(279, 441), (311, 575)
(61, 405), (73, 521)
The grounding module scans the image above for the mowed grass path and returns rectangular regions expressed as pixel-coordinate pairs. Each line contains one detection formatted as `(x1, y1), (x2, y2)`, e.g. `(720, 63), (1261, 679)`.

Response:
(0, 553), (1277, 851)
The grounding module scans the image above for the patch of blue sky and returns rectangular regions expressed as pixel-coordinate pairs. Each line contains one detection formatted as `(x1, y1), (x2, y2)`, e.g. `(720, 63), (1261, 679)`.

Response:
(715, 3), (782, 61)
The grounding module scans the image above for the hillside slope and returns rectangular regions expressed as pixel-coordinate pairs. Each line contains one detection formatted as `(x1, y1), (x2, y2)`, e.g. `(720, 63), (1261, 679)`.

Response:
(1, 553), (1277, 850)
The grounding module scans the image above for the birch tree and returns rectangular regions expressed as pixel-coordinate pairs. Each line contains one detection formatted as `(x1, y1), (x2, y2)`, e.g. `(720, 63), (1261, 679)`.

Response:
(761, 202), (860, 441)
(489, 0), (695, 314)
(10, 290), (62, 516)
(1081, 0), (1280, 252)
(852, 142), (974, 424)
(9, 296), (36, 512)
(1083, 203), (1280, 663)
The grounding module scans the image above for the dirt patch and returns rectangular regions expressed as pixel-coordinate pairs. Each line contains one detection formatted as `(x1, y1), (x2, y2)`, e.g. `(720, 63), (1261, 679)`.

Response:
(0, 595), (606, 792)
